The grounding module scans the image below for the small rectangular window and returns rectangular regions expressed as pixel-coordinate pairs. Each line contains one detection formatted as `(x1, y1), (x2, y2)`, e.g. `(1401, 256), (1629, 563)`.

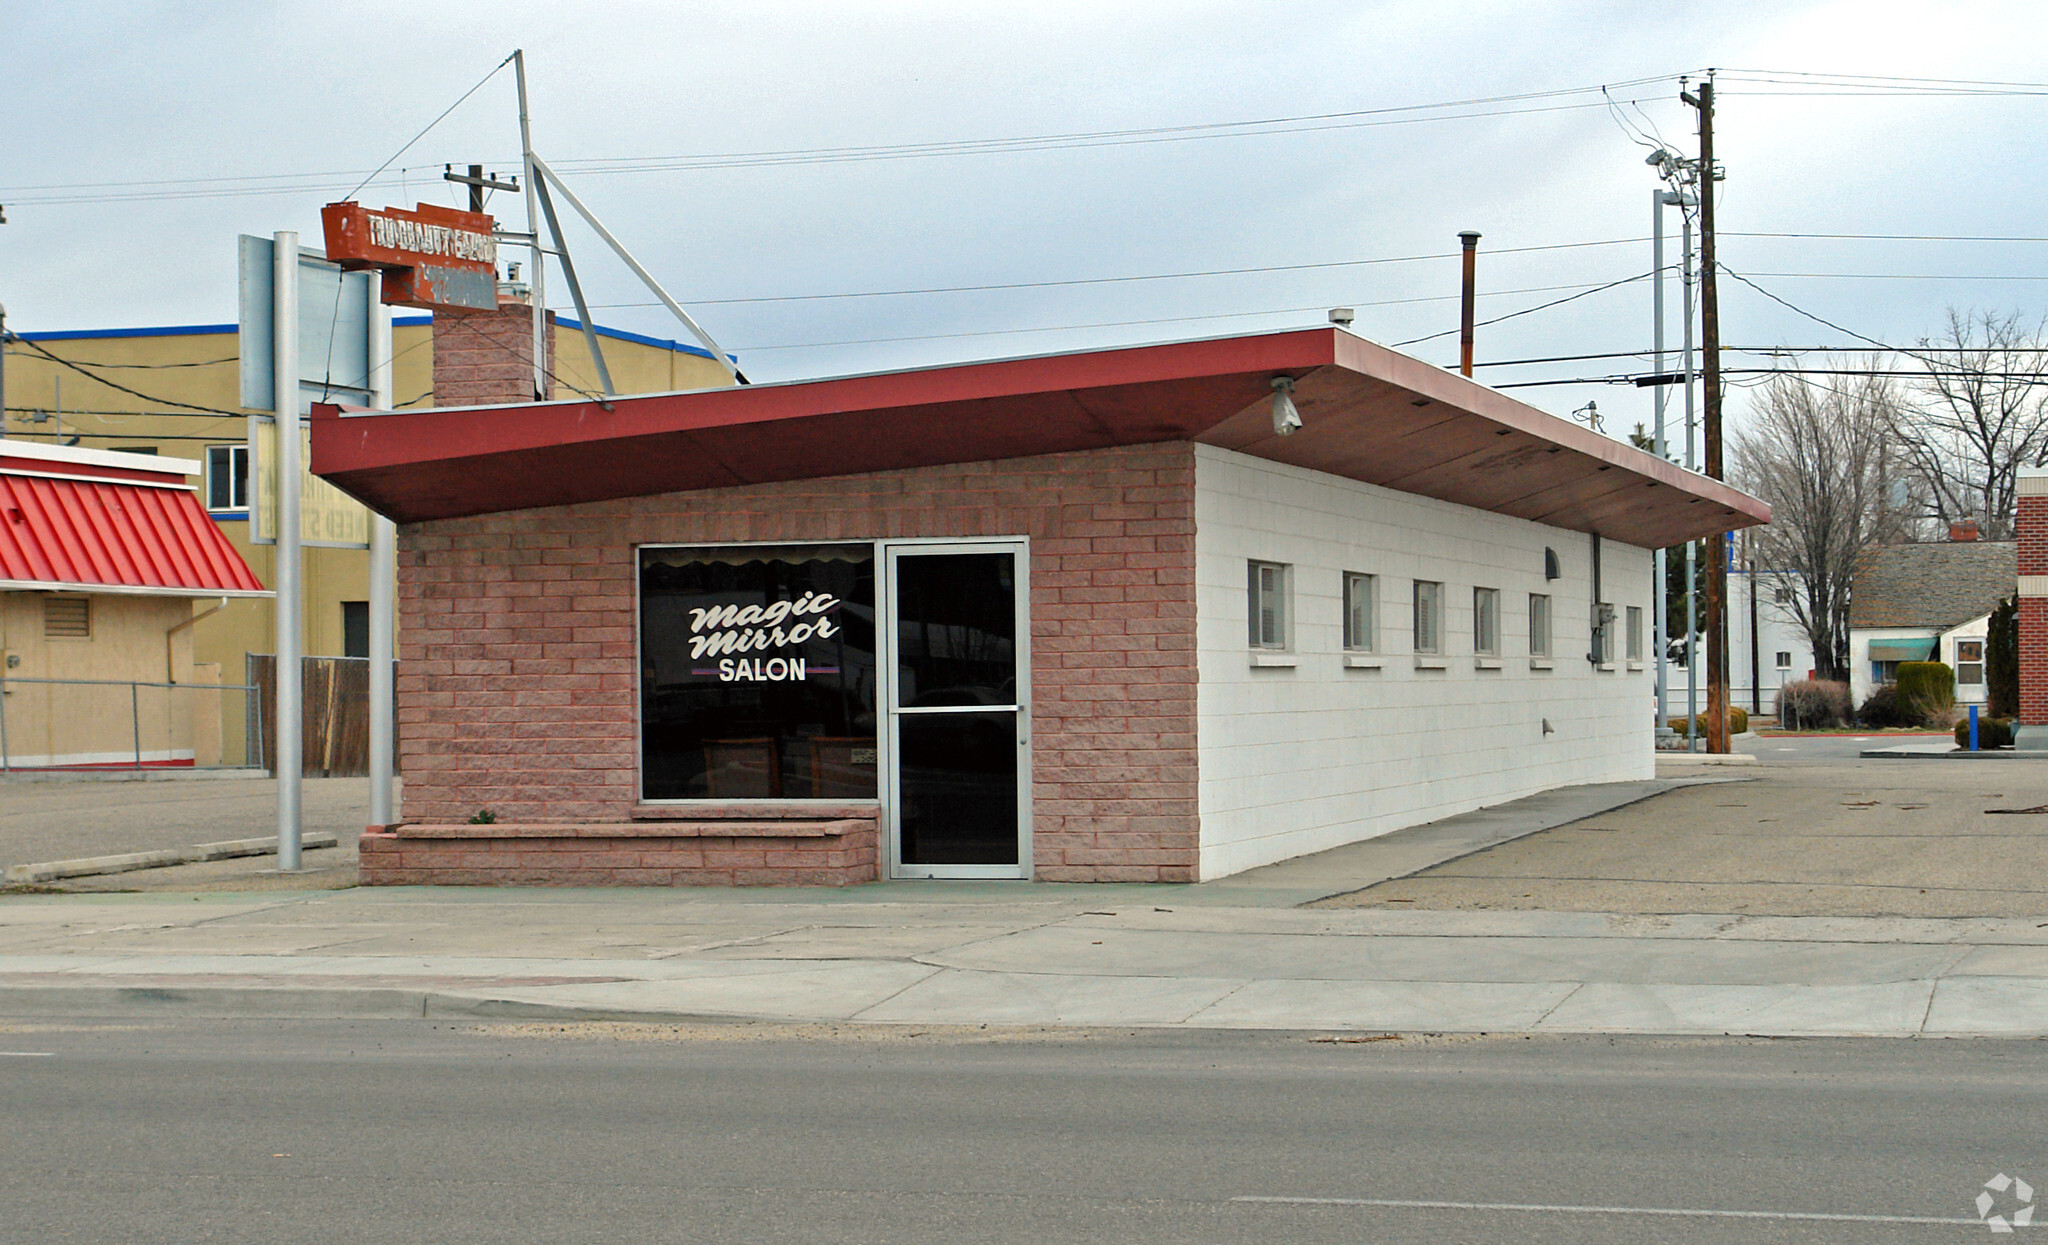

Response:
(1775, 651), (1792, 670)
(43, 596), (90, 639)
(206, 444), (249, 511)
(1247, 561), (1289, 650)
(1957, 639), (1984, 685)
(342, 601), (370, 660)
(1342, 572), (1376, 652)
(1626, 606), (1644, 661)
(1529, 593), (1552, 657)
(1413, 580), (1443, 655)
(1773, 587), (1792, 605)
(1473, 587), (1500, 655)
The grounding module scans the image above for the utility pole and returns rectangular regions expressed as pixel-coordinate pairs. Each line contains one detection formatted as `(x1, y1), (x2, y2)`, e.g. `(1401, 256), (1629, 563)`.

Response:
(1685, 74), (1730, 754)
(443, 164), (520, 215)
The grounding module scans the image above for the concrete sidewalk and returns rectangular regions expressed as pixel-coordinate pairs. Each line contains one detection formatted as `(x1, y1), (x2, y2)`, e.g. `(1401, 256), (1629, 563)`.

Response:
(4, 885), (2045, 1038)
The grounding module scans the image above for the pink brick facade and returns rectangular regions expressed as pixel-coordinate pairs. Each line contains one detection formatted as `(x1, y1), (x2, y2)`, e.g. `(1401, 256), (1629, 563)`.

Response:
(382, 441), (1200, 884)
(431, 302), (556, 408)
(359, 808), (880, 887)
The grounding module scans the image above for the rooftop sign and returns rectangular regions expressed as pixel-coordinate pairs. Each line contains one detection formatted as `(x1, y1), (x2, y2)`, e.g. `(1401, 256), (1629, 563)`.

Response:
(320, 202), (498, 311)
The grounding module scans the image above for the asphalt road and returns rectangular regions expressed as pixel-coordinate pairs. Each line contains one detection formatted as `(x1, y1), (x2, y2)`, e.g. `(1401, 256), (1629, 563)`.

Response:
(1, 1019), (2041, 1243)
(0, 775), (378, 865)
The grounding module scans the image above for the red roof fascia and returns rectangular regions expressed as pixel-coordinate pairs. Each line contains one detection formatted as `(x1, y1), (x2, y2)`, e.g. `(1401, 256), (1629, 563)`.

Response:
(311, 327), (1770, 546)
(0, 475), (267, 595)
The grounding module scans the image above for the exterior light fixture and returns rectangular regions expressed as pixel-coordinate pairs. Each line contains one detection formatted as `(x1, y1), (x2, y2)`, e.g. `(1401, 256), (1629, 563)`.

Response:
(1328, 307), (1355, 326)
(1271, 377), (1302, 436)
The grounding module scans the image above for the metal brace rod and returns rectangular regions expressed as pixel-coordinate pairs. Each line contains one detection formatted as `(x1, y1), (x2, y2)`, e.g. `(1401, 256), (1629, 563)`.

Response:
(529, 153), (739, 385)
(533, 173), (616, 398)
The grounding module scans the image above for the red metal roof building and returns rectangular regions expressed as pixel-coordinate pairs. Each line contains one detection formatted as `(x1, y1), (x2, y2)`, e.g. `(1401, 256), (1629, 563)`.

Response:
(315, 327), (1768, 887)
(0, 442), (268, 597)
(0, 442), (267, 770)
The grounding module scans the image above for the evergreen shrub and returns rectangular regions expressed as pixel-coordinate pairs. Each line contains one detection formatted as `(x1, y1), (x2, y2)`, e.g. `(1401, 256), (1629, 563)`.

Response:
(1953, 716), (2015, 749)
(1895, 661), (1956, 724)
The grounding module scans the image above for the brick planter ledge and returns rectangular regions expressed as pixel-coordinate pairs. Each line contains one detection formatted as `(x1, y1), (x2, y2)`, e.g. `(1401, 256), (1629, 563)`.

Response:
(359, 804), (881, 887)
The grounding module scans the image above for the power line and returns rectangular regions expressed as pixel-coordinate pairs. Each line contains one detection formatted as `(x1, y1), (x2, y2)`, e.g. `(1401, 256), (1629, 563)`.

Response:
(1393, 270), (1654, 347)
(730, 278), (1646, 353)
(1, 75), (1686, 207)
(10, 337), (246, 415)
(0, 350), (236, 370)
(592, 238), (1645, 309)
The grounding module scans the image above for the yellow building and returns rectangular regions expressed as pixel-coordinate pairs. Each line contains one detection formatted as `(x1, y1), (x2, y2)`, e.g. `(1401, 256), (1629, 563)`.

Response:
(1, 314), (734, 765)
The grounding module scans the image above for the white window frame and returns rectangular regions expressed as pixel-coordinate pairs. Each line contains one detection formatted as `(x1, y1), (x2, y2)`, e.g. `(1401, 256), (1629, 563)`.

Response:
(1626, 605), (1644, 662)
(1473, 586), (1500, 656)
(206, 444), (249, 512)
(1956, 638), (1985, 685)
(1529, 593), (1552, 658)
(1413, 580), (1443, 655)
(1342, 572), (1376, 652)
(1248, 560), (1290, 650)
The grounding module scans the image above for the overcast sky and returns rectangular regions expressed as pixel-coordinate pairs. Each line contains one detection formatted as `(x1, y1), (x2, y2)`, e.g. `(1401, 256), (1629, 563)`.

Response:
(4, 0), (2045, 442)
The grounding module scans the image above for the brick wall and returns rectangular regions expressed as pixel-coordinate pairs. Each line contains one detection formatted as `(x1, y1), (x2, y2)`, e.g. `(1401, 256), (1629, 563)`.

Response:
(2022, 489), (2048, 729)
(395, 441), (1200, 882)
(431, 302), (556, 407)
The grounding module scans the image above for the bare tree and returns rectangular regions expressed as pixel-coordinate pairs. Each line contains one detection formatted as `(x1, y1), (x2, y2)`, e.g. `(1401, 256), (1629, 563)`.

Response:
(1733, 370), (1915, 681)
(1891, 309), (2048, 540)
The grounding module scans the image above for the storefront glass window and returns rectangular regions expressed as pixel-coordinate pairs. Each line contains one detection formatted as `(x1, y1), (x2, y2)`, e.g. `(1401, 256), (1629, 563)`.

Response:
(639, 544), (877, 800)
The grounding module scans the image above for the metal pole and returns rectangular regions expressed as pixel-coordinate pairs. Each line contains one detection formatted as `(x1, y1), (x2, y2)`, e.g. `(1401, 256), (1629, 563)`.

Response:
(513, 50), (547, 401)
(532, 173), (616, 397)
(274, 231), (303, 869)
(1457, 231), (1480, 377)
(0, 301), (9, 441)
(531, 156), (740, 385)
(131, 681), (142, 770)
(1681, 192), (1700, 752)
(1652, 190), (1669, 739)
(0, 676), (9, 771)
(367, 278), (397, 830)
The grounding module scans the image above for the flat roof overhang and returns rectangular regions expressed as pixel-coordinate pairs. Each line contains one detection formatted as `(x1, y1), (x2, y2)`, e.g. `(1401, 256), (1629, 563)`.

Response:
(311, 326), (1767, 548)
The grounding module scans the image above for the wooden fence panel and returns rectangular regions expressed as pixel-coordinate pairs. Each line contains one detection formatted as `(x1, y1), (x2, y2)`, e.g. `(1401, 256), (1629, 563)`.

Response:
(249, 655), (394, 778)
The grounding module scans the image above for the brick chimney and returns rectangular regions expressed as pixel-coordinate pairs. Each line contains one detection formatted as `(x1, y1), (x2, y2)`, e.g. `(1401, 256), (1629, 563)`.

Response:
(1949, 518), (1981, 542)
(431, 295), (556, 408)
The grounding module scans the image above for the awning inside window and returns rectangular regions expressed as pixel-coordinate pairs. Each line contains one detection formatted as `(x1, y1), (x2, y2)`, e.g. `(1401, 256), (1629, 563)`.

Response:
(1868, 640), (1936, 662)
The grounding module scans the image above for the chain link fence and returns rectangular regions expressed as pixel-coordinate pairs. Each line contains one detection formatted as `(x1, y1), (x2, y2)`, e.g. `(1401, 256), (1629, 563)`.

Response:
(0, 675), (260, 772)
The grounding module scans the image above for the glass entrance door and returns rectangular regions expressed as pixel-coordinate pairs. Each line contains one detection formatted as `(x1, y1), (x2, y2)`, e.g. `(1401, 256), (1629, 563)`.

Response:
(884, 542), (1030, 878)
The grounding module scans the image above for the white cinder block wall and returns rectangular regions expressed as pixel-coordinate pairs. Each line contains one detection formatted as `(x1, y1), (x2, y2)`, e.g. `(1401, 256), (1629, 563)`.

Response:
(1193, 445), (1655, 879)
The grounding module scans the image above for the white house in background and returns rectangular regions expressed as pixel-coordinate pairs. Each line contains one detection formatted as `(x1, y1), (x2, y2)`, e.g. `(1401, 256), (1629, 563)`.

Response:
(1846, 527), (2014, 710)
(1669, 566), (1818, 718)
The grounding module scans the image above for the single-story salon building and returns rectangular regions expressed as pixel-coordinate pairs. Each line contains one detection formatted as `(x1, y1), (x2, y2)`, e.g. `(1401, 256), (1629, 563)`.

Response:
(313, 326), (1768, 886)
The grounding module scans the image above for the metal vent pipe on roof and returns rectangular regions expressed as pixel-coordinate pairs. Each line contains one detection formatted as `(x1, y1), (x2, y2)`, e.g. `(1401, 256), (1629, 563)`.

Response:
(1458, 231), (1481, 377)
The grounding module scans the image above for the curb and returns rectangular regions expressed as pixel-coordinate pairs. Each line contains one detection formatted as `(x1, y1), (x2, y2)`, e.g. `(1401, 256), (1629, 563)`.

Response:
(3, 832), (340, 885)
(0, 982), (773, 1026)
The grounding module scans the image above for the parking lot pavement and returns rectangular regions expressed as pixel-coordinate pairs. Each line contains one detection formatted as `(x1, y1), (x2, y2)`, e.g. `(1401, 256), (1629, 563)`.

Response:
(1744, 733), (1959, 763)
(0, 775), (382, 879)
(1316, 758), (2048, 919)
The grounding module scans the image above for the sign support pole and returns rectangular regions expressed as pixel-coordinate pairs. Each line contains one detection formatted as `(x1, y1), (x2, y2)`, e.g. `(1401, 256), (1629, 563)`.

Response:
(367, 275), (396, 831)
(530, 155), (739, 385)
(273, 231), (303, 870)
(513, 50), (547, 401)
